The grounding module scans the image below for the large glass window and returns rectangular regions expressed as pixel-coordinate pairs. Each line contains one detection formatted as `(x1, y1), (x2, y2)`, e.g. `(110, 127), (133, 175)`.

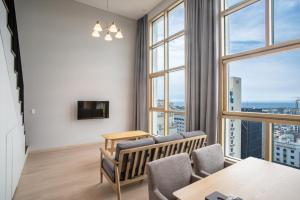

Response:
(225, 119), (265, 159)
(274, 0), (300, 44)
(149, 2), (185, 136)
(169, 113), (185, 135)
(221, 0), (300, 169)
(152, 45), (164, 72)
(169, 70), (185, 112)
(152, 112), (165, 136)
(152, 76), (164, 108)
(225, 0), (244, 8)
(225, 0), (265, 55)
(228, 48), (300, 114)
(273, 123), (300, 169)
(168, 2), (184, 36)
(169, 36), (185, 68)
(152, 16), (164, 44)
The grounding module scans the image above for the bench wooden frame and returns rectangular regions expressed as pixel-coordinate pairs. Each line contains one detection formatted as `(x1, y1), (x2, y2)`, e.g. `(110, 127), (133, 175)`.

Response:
(99, 135), (207, 200)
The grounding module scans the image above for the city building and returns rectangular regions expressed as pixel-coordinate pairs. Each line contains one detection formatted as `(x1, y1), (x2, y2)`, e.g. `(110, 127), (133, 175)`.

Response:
(240, 111), (263, 159)
(274, 134), (300, 169)
(226, 77), (242, 158)
(169, 114), (185, 135)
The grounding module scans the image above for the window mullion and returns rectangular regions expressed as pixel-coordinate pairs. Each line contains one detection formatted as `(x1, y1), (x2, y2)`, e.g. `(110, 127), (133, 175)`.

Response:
(265, 0), (273, 46)
(164, 11), (169, 136)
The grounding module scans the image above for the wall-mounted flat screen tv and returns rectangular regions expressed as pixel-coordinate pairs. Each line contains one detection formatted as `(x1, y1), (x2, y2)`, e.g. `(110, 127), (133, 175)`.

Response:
(77, 101), (109, 120)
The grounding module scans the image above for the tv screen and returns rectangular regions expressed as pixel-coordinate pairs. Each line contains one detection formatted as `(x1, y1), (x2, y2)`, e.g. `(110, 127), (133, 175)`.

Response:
(77, 101), (109, 120)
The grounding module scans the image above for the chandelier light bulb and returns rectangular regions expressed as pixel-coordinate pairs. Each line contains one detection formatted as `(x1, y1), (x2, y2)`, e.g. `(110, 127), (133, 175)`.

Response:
(115, 29), (123, 39)
(109, 22), (118, 33)
(93, 21), (103, 32)
(105, 32), (112, 41)
(92, 30), (100, 38)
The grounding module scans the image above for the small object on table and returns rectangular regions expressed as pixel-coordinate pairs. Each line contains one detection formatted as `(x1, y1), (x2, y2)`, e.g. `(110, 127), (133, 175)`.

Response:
(205, 191), (227, 200)
(205, 192), (242, 200)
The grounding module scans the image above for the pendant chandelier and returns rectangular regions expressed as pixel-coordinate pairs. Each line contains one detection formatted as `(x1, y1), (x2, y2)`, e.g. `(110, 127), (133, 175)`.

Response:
(91, 0), (123, 41)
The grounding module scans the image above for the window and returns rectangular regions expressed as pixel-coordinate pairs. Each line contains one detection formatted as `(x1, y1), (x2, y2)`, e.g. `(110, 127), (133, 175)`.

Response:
(149, 1), (185, 136)
(152, 112), (164, 136)
(225, 119), (265, 159)
(228, 48), (300, 112)
(225, 1), (265, 54)
(273, 0), (300, 44)
(225, 0), (244, 8)
(221, 0), (300, 169)
(152, 45), (164, 72)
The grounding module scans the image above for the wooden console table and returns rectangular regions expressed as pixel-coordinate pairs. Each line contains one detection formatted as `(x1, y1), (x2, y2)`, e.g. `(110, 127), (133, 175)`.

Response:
(102, 131), (150, 154)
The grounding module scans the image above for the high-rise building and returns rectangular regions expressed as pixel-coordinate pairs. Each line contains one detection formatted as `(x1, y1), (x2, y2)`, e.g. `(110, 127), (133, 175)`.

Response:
(296, 98), (300, 109)
(240, 109), (263, 159)
(226, 77), (242, 158)
(169, 114), (185, 135)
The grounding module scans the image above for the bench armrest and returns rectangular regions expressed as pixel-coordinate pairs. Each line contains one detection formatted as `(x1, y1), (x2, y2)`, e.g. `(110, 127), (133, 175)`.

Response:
(100, 147), (118, 165)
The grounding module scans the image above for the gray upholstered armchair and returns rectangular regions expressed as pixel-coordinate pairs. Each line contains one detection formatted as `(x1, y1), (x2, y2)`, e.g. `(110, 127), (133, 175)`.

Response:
(147, 153), (201, 200)
(192, 144), (232, 178)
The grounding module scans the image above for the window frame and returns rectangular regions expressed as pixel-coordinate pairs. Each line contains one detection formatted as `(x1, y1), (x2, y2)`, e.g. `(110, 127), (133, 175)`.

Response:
(219, 0), (300, 162)
(148, 0), (186, 136)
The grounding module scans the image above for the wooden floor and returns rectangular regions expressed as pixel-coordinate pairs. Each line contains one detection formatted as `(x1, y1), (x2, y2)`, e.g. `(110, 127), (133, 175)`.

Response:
(13, 144), (148, 200)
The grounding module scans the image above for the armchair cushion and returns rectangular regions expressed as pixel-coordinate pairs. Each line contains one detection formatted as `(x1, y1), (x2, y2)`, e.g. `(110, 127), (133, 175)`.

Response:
(147, 153), (194, 200)
(180, 130), (205, 138)
(192, 144), (225, 177)
(153, 134), (183, 144)
(102, 158), (115, 182)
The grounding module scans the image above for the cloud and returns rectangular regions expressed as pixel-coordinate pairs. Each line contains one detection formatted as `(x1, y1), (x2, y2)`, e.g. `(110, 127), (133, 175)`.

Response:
(229, 48), (300, 102)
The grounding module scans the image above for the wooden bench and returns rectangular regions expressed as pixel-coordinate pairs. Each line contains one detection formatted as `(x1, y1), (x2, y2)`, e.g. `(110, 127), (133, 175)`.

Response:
(99, 134), (207, 200)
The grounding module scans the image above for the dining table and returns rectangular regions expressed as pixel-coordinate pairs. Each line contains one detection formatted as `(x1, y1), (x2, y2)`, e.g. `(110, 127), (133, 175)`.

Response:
(173, 157), (300, 200)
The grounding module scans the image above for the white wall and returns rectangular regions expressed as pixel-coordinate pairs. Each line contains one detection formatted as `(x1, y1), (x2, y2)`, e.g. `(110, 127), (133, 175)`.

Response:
(14, 0), (137, 150)
(0, 1), (26, 198)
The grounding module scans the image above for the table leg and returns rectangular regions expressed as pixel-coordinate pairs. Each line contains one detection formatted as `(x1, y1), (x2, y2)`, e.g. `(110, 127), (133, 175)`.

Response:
(110, 140), (115, 155)
(105, 139), (108, 150)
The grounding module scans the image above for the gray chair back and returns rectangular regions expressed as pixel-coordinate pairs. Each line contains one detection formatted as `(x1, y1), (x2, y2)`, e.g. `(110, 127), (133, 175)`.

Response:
(192, 143), (225, 177)
(147, 153), (193, 200)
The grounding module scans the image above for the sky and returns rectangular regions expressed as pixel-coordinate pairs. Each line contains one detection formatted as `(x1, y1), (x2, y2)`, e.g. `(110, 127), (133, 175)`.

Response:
(153, 0), (300, 104)
(228, 0), (300, 102)
(152, 3), (185, 103)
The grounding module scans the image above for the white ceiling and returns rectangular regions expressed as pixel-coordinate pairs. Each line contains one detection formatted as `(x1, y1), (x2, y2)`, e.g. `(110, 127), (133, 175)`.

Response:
(74, 0), (163, 20)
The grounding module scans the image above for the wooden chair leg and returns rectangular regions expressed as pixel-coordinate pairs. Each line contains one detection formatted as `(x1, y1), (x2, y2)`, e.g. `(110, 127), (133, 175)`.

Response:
(115, 167), (121, 200)
(100, 170), (103, 183)
(100, 152), (103, 184)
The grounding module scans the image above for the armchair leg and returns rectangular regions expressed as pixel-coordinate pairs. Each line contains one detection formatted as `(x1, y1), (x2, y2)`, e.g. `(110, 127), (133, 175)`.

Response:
(116, 185), (121, 200)
(100, 152), (103, 184)
(115, 167), (121, 200)
(100, 169), (103, 183)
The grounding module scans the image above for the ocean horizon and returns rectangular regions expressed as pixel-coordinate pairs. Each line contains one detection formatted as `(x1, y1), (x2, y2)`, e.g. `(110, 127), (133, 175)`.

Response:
(241, 102), (298, 109)
(170, 101), (298, 109)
